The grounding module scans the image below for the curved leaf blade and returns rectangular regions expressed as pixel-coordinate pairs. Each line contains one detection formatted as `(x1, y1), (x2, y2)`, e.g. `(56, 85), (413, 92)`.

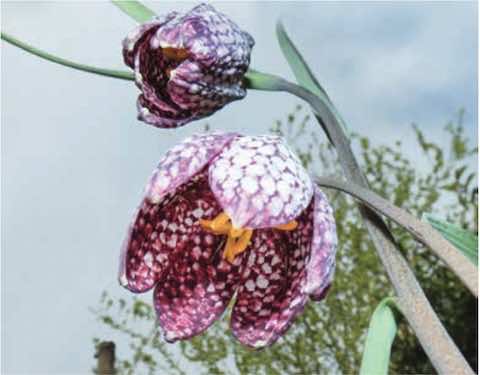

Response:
(275, 21), (349, 135)
(360, 297), (398, 375)
(424, 214), (478, 266)
(111, 0), (156, 23)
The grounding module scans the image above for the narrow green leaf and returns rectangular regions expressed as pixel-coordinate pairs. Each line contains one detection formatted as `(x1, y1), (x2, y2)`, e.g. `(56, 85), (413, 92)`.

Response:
(360, 297), (398, 375)
(275, 21), (349, 135)
(1, 32), (135, 81)
(111, 0), (156, 23)
(424, 214), (478, 266)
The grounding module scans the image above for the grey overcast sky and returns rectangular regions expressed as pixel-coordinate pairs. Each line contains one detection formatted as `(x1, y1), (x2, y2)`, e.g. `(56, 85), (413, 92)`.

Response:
(2, 1), (477, 373)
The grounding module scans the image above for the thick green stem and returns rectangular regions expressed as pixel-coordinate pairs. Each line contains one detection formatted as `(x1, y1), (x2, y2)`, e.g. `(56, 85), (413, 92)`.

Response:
(315, 176), (478, 296)
(246, 72), (474, 375)
(286, 82), (473, 375)
(1, 32), (134, 81)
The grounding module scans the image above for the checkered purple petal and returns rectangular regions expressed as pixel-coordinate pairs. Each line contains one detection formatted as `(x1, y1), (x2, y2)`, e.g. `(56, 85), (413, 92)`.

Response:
(146, 132), (239, 204)
(208, 135), (314, 229)
(303, 186), (337, 300)
(150, 4), (254, 67)
(122, 13), (178, 69)
(230, 199), (314, 348)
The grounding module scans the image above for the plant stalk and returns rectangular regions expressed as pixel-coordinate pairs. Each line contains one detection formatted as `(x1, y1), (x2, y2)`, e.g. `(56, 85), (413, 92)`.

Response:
(315, 176), (478, 296)
(246, 74), (474, 375)
(1, 32), (134, 81)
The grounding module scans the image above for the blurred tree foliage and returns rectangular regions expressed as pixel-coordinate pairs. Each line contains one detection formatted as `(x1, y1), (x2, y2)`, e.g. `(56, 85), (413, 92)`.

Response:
(93, 106), (477, 374)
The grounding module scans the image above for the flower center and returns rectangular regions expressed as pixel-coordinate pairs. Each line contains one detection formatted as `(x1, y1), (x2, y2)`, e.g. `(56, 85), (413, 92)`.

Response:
(200, 212), (298, 263)
(161, 47), (190, 78)
(162, 47), (190, 61)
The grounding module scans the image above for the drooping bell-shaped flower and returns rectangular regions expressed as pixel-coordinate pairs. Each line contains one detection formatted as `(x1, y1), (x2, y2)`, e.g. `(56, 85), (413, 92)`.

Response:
(119, 132), (337, 348)
(122, 4), (254, 128)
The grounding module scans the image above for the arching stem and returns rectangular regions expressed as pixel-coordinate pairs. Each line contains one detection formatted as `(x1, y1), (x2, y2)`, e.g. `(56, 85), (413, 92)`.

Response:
(315, 176), (478, 296)
(1, 32), (134, 81)
(246, 70), (474, 375)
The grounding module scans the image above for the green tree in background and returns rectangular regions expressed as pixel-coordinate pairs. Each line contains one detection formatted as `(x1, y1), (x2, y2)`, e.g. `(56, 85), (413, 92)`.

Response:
(93, 107), (477, 374)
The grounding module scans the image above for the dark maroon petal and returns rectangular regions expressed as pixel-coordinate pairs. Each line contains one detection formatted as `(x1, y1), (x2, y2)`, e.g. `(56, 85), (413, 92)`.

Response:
(136, 94), (195, 129)
(133, 25), (195, 128)
(122, 13), (178, 68)
(303, 186), (337, 300)
(230, 199), (314, 348)
(119, 169), (222, 293)
(154, 240), (244, 342)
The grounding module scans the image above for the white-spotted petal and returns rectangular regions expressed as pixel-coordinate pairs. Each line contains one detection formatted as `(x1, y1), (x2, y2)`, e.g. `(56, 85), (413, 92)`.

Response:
(303, 186), (337, 299)
(208, 136), (314, 229)
(146, 132), (238, 204)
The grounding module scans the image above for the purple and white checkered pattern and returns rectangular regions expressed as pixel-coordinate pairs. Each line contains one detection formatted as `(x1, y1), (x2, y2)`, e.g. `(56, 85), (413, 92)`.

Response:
(122, 4), (254, 128)
(209, 135), (314, 229)
(119, 132), (337, 348)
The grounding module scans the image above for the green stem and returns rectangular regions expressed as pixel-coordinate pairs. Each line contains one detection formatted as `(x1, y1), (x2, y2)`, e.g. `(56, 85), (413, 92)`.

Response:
(287, 82), (474, 375)
(316, 176), (478, 296)
(1, 32), (134, 81)
(246, 70), (474, 375)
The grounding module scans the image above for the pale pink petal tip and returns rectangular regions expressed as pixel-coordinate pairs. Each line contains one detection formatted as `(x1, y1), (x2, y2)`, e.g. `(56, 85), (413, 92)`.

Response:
(209, 135), (314, 229)
(303, 186), (337, 299)
(146, 132), (239, 204)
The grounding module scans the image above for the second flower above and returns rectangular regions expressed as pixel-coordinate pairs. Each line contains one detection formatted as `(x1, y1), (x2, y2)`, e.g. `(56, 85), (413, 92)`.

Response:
(123, 4), (254, 128)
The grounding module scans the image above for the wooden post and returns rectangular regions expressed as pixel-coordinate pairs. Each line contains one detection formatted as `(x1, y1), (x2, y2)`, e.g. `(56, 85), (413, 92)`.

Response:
(95, 341), (116, 374)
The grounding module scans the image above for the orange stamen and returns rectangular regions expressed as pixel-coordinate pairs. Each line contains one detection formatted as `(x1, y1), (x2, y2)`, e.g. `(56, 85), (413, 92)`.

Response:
(212, 212), (230, 228)
(275, 220), (298, 231)
(200, 212), (231, 234)
(200, 213), (297, 264)
(229, 227), (244, 238)
(232, 229), (253, 256)
(162, 47), (189, 61)
(223, 235), (237, 263)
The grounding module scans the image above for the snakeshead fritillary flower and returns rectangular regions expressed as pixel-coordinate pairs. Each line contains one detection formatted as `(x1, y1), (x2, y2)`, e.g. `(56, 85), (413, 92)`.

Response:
(122, 4), (254, 128)
(119, 132), (337, 348)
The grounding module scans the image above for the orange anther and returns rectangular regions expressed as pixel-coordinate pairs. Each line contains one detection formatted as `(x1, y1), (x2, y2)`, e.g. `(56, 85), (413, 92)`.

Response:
(199, 212), (253, 264)
(200, 212), (231, 234)
(162, 47), (189, 61)
(223, 235), (237, 263)
(211, 212), (230, 231)
(232, 229), (253, 256)
(275, 220), (298, 231)
(229, 227), (244, 238)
